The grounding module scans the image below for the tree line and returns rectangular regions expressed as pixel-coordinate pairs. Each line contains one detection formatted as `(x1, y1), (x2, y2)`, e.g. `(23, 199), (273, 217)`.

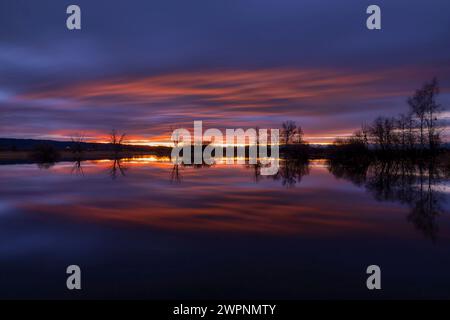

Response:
(278, 78), (447, 161)
(334, 78), (445, 154)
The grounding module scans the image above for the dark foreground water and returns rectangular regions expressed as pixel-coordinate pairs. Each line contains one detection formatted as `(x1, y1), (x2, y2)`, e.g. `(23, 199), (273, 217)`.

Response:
(0, 157), (449, 299)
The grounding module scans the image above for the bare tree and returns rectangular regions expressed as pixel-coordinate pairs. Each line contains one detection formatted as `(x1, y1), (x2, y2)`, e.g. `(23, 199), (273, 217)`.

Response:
(396, 114), (406, 151)
(424, 78), (442, 150)
(282, 121), (296, 144)
(368, 116), (396, 151)
(109, 129), (126, 153)
(396, 113), (415, 151)
(394, 113), (416, 151)
(71, 133), (85, 154)
(408, 78), (442, 150)
(369, 117), (385, 150)
(293, 126), (304, 144)
(360, 123), (370, 146)
(406, 113), (416, 150)
(337, 78), (445, 155)
(332, 124), (369, 158)
(408, 90), (426, 149)
(351, 128), (368, 148)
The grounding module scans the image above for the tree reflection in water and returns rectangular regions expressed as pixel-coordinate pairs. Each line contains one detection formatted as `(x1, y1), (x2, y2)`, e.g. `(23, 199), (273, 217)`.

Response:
(170, 162), (212, 183)
(171, 164), (182, 183)
(71, 159), (84, 176)
(328, 158), (449, 242)
(71, 154), (447, 241)
(109, 158), (127, 179)
(246, 158), (310, 187)
(271, 159), (309, 187)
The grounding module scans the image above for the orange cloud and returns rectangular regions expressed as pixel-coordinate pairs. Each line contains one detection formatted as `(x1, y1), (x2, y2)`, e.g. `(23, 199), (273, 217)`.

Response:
(13, 66), (449, 144)
(23, 68), (418, 105)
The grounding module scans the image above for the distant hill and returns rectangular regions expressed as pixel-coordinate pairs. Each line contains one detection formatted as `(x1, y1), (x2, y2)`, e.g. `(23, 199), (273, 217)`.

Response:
(0, 138), (160, 152)
(2, 137), (448, 153)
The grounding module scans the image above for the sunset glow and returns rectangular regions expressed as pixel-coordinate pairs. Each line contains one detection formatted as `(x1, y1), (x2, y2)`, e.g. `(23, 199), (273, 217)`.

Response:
(2, 67), (448, 145)
(1, 0), (450, 301)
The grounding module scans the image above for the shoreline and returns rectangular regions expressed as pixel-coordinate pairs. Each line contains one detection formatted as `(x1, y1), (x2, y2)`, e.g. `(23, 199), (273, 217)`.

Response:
(0, 150), (171, 165)
(1, 149), (449, 166)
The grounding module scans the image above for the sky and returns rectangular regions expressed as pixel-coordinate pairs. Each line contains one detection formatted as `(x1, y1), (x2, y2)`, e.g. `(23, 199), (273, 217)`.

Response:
(0, 0), (449, 145)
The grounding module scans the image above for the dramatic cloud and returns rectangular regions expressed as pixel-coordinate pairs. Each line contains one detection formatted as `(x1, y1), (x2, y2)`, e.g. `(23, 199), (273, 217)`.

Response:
(1, 0), (449, 144)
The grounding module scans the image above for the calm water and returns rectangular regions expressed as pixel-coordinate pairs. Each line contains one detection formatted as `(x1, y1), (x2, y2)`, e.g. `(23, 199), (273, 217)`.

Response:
(0, 157), (449, 299)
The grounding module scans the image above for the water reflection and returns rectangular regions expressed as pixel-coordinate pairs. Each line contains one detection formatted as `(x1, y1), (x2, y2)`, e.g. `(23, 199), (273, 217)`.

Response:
(1, 156), (448, 240)
(1, 155), (450, 299)
(108, 158), (127, 179)
(171, 164), (182, 183)
(170, 158), (310, 187)
(243, 159), (310, 187)
(71, 159), (84, 176)
(271, 159), (310, 187)
(328, 159), (449, 242)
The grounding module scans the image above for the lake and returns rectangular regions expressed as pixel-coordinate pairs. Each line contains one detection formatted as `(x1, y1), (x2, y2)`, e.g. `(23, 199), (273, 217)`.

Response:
(0, 157), (449, 299)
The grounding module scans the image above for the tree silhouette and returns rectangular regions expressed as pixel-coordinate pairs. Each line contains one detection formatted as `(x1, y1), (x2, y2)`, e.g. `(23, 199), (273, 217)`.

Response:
(282, 121), (296, 144)
(109, 129), (126, 153)
(408, 77), (443, 151)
